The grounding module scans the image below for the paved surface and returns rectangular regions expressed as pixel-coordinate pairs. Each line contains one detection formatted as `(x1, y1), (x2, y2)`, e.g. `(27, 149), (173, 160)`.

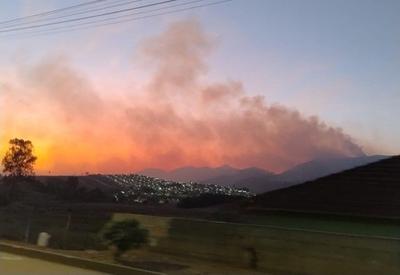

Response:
(0, 252), (109, 275)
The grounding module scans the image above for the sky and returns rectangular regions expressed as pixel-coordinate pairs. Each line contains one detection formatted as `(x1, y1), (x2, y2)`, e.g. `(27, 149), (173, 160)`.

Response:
(0, 0), (399, 174)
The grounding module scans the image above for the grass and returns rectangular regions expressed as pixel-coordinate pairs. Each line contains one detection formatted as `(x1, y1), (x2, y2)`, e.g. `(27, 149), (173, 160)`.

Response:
(243, 211), (400, 238)
(0, 209), (110, 250)
(2, 206), (400, 274)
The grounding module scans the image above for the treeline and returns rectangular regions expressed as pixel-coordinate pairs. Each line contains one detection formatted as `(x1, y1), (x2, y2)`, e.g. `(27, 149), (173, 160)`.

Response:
(0, 176), (112, 206)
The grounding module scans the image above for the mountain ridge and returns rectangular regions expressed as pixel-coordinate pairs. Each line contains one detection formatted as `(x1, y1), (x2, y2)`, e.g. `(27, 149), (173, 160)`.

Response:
(139, 155), (390, 193)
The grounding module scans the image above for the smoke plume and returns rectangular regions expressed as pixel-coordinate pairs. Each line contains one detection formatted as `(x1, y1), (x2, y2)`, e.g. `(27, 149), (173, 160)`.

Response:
(0, 19), (364, 174)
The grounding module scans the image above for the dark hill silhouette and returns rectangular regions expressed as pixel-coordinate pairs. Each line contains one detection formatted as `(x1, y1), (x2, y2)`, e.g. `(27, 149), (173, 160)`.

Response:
(249, 155), (400, 217)
(139, 165), (240, 182)
(36, 175), (120, 192)
(277, 155), (388, 183)
(139, 156), (388, 193)
(203, 156), (389, 193)
(201, 167), (277, 191)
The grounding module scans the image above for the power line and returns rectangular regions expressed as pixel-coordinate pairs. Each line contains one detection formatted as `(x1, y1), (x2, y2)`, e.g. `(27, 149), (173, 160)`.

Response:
(0, 0), (150, 30)
(5, 0), (206, 37)
(0, 0), (179, 33)
(4, 0), (232, 39)
(0, 0), (108, 26)
(0, 0), (232, 38)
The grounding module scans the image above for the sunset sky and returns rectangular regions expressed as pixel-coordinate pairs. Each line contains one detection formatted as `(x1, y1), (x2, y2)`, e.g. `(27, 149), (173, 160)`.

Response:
(0, 0), (399, 174)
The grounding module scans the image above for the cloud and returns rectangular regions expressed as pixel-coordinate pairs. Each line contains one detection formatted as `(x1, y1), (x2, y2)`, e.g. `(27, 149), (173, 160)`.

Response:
(0, 18), (364, 174)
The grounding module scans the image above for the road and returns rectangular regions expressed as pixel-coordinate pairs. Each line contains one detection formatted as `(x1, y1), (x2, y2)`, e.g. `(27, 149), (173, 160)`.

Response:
(0, 252), (108, 275)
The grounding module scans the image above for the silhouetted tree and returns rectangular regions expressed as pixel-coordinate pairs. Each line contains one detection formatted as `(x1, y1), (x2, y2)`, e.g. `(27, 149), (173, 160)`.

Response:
(2, 138), (37, 178)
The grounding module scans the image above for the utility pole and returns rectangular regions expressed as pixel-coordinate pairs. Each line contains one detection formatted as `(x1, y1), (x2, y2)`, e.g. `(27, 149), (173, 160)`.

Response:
(62, 208), (72, 248)
(24, 207), (35, 243)
(24, 216), (31, 243)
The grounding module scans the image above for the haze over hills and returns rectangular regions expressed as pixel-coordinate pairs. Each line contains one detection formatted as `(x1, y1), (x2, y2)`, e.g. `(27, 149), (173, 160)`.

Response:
(139, 165), (239, 183)
(249, 155), (400, 217)
(139, 155), (389, 193)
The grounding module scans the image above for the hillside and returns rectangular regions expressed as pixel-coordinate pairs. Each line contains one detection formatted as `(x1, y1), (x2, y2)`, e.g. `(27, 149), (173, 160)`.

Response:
(200, 167), (278, 192)
(139, 165), (240, 182)
(140, 156), (388, 193)
(277, 155), (388, 183)
(3, 174), (251, 207)
(249, 155), (400, 217)
(205, 155), (388, 193)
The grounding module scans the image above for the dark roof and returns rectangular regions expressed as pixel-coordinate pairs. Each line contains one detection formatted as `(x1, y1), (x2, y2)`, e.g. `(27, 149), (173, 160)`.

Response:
(250, 156), (400, 217)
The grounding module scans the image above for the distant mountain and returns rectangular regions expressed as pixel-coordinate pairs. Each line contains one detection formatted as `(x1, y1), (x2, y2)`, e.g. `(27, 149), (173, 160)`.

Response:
(250, 155), (400, 217)
(233, 155), (390, 193)
(201, 167), (277, 191)
(139, 165), (278, 192)
(139, 165), (239, 182)
(277, 155), (389, 183)
(138, 155), (389, 194)
(202, 167), (271, 184)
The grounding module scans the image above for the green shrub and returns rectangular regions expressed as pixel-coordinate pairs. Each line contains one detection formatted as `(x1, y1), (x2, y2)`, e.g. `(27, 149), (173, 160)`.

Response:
(102, 219), (149, 258)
